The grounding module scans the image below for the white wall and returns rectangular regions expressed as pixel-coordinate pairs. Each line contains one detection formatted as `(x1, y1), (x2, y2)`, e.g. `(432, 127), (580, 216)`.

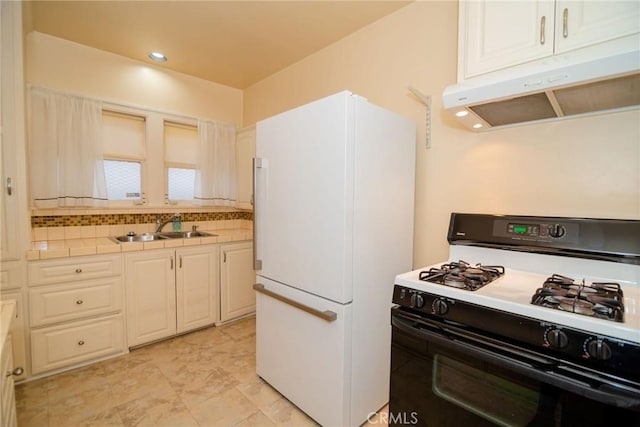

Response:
(243, 1), (640, 267)
(26, 32), (242, 124)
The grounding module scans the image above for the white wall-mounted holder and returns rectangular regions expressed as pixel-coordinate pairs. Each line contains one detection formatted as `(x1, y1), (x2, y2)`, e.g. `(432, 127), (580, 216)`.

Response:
(408, 86), (432, 149)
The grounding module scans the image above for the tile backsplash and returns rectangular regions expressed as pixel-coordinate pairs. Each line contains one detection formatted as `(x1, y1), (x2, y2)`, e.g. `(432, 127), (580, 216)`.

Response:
(31, 211), (253, 228)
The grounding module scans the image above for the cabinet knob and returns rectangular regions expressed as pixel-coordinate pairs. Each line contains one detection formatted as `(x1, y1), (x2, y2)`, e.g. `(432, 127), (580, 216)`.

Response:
(76, 300), (84, 305)
(78, 340), (85, 346)
(75, 268), (82, 273)
(6, 367), (24, 377)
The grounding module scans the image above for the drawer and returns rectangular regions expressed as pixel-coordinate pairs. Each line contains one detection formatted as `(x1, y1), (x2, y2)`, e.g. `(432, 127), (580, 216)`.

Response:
(28, 254), (122, 286)
(30, 314), (125, 375)
(29, 277), (123, 327)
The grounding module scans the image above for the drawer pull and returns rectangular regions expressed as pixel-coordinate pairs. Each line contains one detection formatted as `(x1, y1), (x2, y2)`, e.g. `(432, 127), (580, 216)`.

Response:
(78, 340), (85, 346)
(76, 300), (84, 305)
(75, 268), (83, 273)
(5, 367), (24, 377)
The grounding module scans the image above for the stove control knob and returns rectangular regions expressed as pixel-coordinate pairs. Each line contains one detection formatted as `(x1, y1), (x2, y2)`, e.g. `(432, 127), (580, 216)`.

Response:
(546, 329), (569, 349)
(433, 299), (449, 316)
(586, 338), (612, 361)
(410, 293), (424, 309)
(548, 224), (566, 239)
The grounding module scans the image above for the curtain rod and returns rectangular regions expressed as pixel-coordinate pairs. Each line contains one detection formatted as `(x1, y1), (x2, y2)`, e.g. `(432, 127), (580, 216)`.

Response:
(27, 84), (238, 129)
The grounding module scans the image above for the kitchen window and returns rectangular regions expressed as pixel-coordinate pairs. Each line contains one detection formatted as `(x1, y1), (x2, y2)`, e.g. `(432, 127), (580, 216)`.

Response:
(102, 110), (146, 204)
(164, 121), (198, 203)
(28, 87), (237, 210)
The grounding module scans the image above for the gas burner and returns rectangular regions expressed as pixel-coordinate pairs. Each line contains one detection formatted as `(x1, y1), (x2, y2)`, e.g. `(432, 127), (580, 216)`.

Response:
(531, 274), (625, 322)
(418, 260), (505, 291)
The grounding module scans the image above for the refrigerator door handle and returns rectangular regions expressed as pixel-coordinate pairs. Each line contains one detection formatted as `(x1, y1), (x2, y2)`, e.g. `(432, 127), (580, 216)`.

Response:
(253, 283), (338, 322)
(253, 157), (263, 270)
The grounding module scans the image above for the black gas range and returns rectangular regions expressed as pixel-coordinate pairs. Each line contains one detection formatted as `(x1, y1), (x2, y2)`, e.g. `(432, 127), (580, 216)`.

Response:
(390, 213), (640, 426)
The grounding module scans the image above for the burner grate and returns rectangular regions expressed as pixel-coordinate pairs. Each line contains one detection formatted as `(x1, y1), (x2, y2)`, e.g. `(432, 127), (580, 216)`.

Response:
(531, 274), (625, 322)
(418, 260), (505, 291)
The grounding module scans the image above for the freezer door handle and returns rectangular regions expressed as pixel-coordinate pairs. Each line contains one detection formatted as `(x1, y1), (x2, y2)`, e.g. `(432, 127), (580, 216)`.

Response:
(253, 283), (338, 322)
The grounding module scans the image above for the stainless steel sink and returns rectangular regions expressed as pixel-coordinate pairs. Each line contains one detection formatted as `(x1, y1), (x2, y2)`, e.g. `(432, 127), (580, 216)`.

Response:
(159, 230), (215, 239)
(111, 230), (215, 243)
(112, 233), (167, 243)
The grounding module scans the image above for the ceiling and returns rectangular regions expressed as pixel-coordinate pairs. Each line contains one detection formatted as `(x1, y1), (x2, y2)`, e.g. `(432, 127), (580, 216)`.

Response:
(24, 0), (412, 89)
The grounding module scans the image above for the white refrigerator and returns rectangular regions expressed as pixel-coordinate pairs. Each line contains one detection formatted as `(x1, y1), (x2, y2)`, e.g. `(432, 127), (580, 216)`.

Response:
(253, 91), (416, 426)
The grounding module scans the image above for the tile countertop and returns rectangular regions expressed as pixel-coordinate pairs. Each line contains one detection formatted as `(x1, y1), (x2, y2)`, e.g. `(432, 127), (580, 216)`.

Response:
(28, 228), (253, 260)
(1, 299), (16, 353)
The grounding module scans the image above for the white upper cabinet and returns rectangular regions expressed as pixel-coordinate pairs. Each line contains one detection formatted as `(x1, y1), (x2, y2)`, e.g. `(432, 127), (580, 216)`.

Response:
(0, 0), (25, 263)
(460, 0), (640, 80)
(461, 0), (555, 79)
(554, 1), (640, 53)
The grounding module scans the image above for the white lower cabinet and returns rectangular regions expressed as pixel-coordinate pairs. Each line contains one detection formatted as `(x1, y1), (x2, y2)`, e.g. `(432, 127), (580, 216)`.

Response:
(220, 242), (256, 322)
(1, 336), (17, 427)
(28, 254), (126, 375)
(125, 245), (219, 347)
(0, 292), (26, 382)
(176, 246), (219, 333)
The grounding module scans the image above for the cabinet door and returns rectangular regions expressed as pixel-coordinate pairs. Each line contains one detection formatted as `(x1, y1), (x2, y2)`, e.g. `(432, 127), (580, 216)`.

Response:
(555, 1), (640, 53)
(220, 242), (256, 322)
(1, 337), (17, 427)
(461, 0), (555, 78)
(0, 291), (26, 381)
(236, 126), (256, 210)
(125, 251), (176, 347)
(0, 0), (24, 264)
(176, 246), (218, 333)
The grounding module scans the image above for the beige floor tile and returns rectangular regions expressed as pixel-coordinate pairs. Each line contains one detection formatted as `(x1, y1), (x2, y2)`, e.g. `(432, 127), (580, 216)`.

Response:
(171, 366), (240, 409)
(16, 403), (48, 427)
(177, 325), (235, 348)
(261, 397), (320, 426)
(117, 394), (197, 427)
(47, 363), (109, 405)
(99, 349), (154, 378)
(106, 361), (179, 407)
(232, 410), (277, 427)
(188, 387), (259, 427)
(236, 376), (282, 408)
(48, 383), (120, 426)
(15, 379), (49, 411)
(56, 406), (124, 427)
(219, 317), (256, 341)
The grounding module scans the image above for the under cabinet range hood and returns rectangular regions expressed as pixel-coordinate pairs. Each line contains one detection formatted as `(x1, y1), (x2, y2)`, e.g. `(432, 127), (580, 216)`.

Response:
(443, 45), (640, 131)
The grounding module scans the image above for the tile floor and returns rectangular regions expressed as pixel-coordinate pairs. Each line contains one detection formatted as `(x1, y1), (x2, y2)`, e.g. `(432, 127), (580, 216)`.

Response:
(15, 317), (389, 427)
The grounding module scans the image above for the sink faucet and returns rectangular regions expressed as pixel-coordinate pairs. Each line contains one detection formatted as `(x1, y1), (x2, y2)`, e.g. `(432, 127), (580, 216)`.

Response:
(156, 213), (179, 233)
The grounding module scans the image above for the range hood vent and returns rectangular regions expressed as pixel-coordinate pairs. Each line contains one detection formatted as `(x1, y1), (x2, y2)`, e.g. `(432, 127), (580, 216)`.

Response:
(443, 45), (640, 131)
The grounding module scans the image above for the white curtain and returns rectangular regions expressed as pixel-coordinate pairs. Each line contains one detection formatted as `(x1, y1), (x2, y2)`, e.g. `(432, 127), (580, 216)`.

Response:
(194, 120), (237, 206)
(29, 88), (107, 208)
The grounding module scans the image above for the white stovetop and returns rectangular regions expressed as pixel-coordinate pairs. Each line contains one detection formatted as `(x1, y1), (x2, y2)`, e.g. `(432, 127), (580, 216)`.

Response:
(395, 246), (640, 344)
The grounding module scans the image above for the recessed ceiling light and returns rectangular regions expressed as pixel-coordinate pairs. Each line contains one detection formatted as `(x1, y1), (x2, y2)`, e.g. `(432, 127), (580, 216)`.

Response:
(472, 123), (483, 129)
(455, 110), (469, 117)
(148, 52), (167, 62)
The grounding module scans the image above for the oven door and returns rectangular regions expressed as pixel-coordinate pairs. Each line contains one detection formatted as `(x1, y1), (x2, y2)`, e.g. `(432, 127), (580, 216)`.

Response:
(390, 308), (640, 427)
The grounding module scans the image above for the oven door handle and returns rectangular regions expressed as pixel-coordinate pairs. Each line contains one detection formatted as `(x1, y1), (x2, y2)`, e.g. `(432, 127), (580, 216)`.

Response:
(392, 312), (640, 410)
